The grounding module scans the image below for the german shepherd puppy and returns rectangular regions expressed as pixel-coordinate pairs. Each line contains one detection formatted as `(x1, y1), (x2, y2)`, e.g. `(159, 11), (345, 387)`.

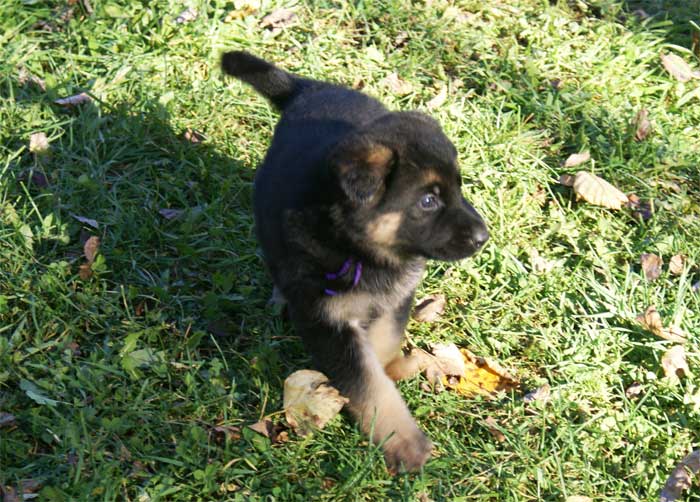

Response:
(221, 51), (488, 472)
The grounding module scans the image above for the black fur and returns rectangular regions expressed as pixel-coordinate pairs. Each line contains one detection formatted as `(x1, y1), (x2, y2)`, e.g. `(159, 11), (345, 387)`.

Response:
(221, 51), (488, 472)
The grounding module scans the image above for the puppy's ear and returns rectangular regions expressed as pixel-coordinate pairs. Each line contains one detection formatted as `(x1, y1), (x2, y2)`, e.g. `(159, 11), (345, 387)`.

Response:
(330, 136), (394, 205)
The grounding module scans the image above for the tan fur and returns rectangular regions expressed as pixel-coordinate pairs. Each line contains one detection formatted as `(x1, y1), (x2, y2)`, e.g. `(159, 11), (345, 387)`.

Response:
(384, 352), (426, 381)
(366, 145), (393, 168)
(366, 212), (402, 246)
(366, 310), (403, 366)
(350, 339), (432, 471)
(421, 170), (444, 187)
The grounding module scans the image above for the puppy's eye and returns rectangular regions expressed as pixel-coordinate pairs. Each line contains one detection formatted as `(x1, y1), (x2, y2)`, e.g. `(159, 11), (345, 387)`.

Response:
(418, 193), (440, 211)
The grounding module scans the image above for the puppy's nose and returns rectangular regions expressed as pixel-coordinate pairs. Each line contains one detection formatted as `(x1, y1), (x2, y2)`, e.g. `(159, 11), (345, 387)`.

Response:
(470, 226), (489, 249)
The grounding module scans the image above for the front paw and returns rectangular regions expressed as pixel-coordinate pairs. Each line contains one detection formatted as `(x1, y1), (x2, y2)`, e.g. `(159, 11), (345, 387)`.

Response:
(383, 428), (433, 473)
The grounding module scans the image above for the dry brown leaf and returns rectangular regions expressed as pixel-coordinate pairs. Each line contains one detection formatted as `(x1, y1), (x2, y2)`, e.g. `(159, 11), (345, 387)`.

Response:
(669, 254), (686, 275)
(382, 73), (413, 96)
(18, 68), (46, 91)
(426, 86), (448, 110)
(640, 253), (663, 281)
(563, 151), (590, 168)
(523, 384), (551, 404)
(660, 450), (700, 502)
(661, 345), (691, 383)
(212, 424), (241, 441)
(625, 382), (643, 399)
(559, 173), (576, 187)
(283, 370), (348, 436)
(484, 416), (506, 442)
(413, 294), (446, 322)
(175, 7), (198, 24)
(83, 236), (100, 263)
(444, 348), (518, 397)
(633, 108), (652, 141)
(572, 171), (628, 210)
(78, 263), (93, 280)
(70, 213), (99, 229)
(54, 92), (92, 107)
(636, 306), (686, 343)
(661, 53), (693, 83)
(248, 419), (288, 443)
(260, 8), (297, 32)
(184, 128), (205, 143)
(0, 412), (17, 428)
(29, 132), (50, 155)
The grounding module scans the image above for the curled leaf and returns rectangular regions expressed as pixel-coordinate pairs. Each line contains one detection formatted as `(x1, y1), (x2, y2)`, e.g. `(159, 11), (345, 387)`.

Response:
(572, 171), (628, 210)
(661, 345), (691, 383)
(661, 53), (693, 83)
(83, 236), (100, 263)
(248, 419), (288, 443)
(563, 151), (590, 168)
(260, 8), (297, 32)
(54, 92), (92, 107)
(29, 132), (50, 155)
(382, 73), (413, 96)
(669, 254), (686, 275)
(636, 306), (686, 343)
(283, 370), (348, 436)
(625, 382), (643, 399)
(559, 174), (576, 187)
(633, 108), (652, 141)
(413, 294), (446, 322)
(660, 450), (700, 502)
(640, 253), (663, 281)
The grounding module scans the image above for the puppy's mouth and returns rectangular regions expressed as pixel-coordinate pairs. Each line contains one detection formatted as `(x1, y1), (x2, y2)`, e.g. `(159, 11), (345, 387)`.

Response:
(425, 228), (489, 262)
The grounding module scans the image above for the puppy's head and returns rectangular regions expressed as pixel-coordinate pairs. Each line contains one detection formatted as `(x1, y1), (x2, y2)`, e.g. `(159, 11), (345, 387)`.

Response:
(329, 112), (489, 265)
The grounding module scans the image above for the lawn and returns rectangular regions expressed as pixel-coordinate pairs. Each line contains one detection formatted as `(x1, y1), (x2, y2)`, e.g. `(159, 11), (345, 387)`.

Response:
(1, 0), (699, 500)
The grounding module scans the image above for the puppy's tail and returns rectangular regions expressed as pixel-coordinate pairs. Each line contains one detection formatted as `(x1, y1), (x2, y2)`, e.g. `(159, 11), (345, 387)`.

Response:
(221, 51), (303, 110)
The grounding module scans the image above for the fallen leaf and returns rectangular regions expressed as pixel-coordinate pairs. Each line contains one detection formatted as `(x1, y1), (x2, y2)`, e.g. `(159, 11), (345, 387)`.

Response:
(559, 173), (576, 187)
(70, 213), (99, 228)
(18, 479), (41, 495)
(550, 78), (563, 90)
(18, 68), (46, 91)
(0, 412), (17, 428)
(158, 208), (184, 220)
(528, 249), (558, 274)
(54, 92), (92, 107)
(625, 382), (643, 399)
(247, 419), (289, 443)
(413, 294), (446, 322)
(444, 348), (518, 397)
(565, 497), (592, 502)
(626, 194), (653, 221)
(661, 345), (691, 383)
(640, 253), (663, 281)
(563, 151), (590, 168)
(283, 370), (348, 435)
(175, 7), (198, 24)
(260, 8), (297, 33)
(669, 254), (686, 275)
(78, 263), (93, 280)
(1, 486), (20, 502)
(661, 53), (693, 83)
(636, 306), (686, 343)
(523, 384), (551, 404)
(393, 31), (409, 49)
(426, 86), (448, 110)
(571, 171), (628, 210)
(29, 132), (50, 155)
(212, 424), (241, 441)
(484, 416), (506, 442)
(633, 108), (652, 141)
(660, 450), (700, 502)
(224, 0), (260, 21)
(184, 128), (204, 143)
(219, 482), (240, 493)
(83, 236), (100, 263)
(382, 72), (413, 96)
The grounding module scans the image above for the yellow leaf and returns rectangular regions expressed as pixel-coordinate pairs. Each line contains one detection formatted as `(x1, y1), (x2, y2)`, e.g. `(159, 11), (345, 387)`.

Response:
(572, 171), (628, 210)
(443, 349), (518, 397)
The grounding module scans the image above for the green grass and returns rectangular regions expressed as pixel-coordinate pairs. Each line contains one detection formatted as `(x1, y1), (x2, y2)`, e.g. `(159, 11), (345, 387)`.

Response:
(1, 0), (699, 500)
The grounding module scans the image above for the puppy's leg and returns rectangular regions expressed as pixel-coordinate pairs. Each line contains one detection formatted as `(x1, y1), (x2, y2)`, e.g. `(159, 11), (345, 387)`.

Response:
(299, 318), (432, 472)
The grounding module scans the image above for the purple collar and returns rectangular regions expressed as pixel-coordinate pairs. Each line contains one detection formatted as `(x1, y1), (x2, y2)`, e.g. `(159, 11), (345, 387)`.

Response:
(324, 258), (363, 296)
